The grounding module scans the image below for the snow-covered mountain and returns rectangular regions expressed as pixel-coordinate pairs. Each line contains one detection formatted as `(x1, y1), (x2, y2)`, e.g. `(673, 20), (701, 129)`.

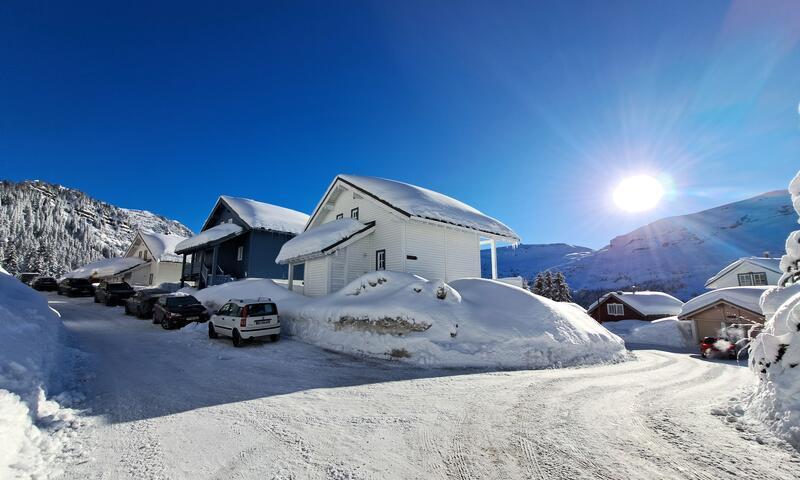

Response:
(480, 243), (593, 279)
(0, 180), (193, 276)
(563, 190), (795, 303)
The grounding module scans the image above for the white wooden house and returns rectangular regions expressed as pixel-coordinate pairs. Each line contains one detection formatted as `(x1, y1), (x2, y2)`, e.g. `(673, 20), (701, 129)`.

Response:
(704, 257), (782, 289)
(276, 175), (520, 296)
(121, 231), (188, 286)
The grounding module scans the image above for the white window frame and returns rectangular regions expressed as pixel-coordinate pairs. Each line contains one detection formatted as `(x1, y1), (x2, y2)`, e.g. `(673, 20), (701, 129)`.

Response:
(607, 303), (624, 316)
(237, 246), (244, 261)
(738, 272), (767, 286)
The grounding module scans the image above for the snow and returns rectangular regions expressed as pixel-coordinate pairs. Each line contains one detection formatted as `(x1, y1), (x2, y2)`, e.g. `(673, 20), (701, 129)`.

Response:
(174, 223), (243, 253)
(679, 286), (769, 317)
(337, 175), (520, 241)
(219, 195), (309, 234)
(185, 272), (626, 369)
(276, 218), (372, 264)
(63, 256), (144, 279)
(603, 317), (694, 350)
(138, 231), (188, 262)
(589, 291), (683, 316)
(0, 270), (81, 477)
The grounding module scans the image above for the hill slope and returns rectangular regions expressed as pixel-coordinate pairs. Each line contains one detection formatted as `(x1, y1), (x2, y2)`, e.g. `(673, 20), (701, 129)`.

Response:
(480, 243), (593, 279)
(0, 180), (193, 276)
(563, 190), (795, 302)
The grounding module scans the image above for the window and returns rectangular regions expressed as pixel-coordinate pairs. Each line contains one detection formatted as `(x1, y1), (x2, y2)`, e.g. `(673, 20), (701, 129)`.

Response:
(738, 272), (768, 286)
(218, 303), (232, 315)
(607, 303), (624, 316)
(336, 213), (344, 220)
(143, 251), (149, 261)
(376, 249), (386, 271)
(350, 207), (359, 220)
(237, 246), (244, 261)
(138, 251), (142, 258)
(148, 273), (154, 284)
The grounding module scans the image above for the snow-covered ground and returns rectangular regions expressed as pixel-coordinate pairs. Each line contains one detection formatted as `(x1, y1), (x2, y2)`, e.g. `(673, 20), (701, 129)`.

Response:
(38, 294), (800, 479)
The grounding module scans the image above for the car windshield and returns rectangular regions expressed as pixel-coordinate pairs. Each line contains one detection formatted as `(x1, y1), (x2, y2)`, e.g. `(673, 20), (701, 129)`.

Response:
(166, 296), (199, 307)
(247, 303), (276, 316)
(107, 283), (131, 290)
(70, 279), (91, 286)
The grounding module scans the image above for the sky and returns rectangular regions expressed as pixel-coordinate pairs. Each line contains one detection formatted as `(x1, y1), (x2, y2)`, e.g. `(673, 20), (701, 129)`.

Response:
(1, 1), (799, 248)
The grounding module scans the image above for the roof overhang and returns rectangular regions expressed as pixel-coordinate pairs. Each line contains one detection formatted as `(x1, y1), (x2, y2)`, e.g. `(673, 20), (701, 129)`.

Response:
(174, 225), (246, 254)
(678, 300), (765, 320)
(278, 221), (376, 264)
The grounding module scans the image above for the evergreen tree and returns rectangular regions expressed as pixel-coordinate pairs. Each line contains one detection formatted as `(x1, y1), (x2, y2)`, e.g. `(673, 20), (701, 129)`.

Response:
(542, 271), (554, 299)
(531, 272), (546, 296)
(3, 242), (20, 275)
(551, 272), (573, 302)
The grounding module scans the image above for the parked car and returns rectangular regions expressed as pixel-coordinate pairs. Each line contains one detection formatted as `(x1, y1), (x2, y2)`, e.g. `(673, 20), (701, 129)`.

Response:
(58, 278), (95, 297)
(699, 337), (736, 359)
(16, 272), (40, 285)
(153, 294), (209, 330)
(124, 289), (169, 318)
(32, 276), (59, 291)
(94, 280), (135, 306)
(208, 298), (280, 347)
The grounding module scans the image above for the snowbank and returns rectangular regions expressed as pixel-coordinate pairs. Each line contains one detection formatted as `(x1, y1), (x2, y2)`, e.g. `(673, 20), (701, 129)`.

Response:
(276, 218), (371, 263)
(603, 318), (694, 350)
(184, 273), (626, 369)
(174, 223), (243, 253)
(219, 195), (308, 234)
(63, 256), (144, 280)
(0, 270), (78, 477)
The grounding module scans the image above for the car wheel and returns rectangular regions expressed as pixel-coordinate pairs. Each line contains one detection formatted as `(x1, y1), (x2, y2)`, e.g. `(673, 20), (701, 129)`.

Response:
(232, 329), (243, 348)
(162, 317), (170, 330)
(208, 322), (218, 339)
(270, 334), (280, 342)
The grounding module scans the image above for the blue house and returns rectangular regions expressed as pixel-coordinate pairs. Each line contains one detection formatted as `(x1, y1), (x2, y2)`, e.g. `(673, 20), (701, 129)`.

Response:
(175, 195), (308, 288)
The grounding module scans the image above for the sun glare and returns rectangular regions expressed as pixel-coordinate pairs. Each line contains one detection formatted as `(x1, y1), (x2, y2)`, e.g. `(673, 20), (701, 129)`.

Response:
(613, 175), (664, 212)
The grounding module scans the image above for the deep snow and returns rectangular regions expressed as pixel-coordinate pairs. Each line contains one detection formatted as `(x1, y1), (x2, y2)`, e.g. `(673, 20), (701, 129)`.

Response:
(603, 317), (694, 350)
(217, 195), (309, 234)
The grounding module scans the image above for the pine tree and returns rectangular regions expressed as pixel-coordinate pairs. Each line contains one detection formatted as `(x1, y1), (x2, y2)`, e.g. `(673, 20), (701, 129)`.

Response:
(3, 242), (20, 275)
(551, 272), (572, 302)
(531, 272), (546, 296)
(542, 271), (554, 299)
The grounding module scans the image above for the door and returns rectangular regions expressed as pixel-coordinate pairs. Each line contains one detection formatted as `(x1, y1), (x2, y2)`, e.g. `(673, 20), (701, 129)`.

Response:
(215, 303), (233, 334)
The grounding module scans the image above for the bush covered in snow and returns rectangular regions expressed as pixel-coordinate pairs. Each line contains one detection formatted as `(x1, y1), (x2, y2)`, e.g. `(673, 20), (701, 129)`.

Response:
(185, 272), (626, 369)
(0, 269), (77, 477)
(747, 170), (800, 449)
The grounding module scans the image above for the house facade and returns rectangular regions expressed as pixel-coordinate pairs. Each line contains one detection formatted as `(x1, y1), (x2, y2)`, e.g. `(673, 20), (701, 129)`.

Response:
(175, 195), (308, 288)
(678, 286), (769, 341)
(276, 175), (520, 297)
(121, 231), (187, 286)
(704, 257), (782, 289)
(587, 291), (683, 323)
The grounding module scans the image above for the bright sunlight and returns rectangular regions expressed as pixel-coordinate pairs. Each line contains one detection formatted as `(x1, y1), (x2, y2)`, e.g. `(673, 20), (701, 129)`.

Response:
(613, 175), (665, 212)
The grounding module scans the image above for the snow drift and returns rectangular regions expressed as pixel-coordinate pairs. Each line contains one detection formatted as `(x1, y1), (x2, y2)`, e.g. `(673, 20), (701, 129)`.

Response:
(747, 169), (800, 449)
(184, 272), (626, 369)
(603, 318), (694, 350)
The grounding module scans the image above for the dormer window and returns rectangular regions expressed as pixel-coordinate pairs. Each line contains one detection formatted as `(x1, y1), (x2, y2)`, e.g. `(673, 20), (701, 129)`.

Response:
(737, 272), (767, 286)
(336, 213), (344, 220)
(351, 207), (359, 220)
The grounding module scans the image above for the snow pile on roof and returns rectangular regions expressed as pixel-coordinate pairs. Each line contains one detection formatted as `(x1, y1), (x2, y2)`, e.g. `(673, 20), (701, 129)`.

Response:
(680, 286), (770, 317)
(603, 318), (694, 350)
(174, 223), (243, 253)
(184, 272), (626, 369)
(220, 195), (308, 234)
(0, 270), (81, 477)
(590, 291), (683, 316)
(140, 231), (187, 262)
(63, 257), (144, 280)
(276, 218), (371, 264)
(338, 175), (520, 241)
(705, 257), (782, 287)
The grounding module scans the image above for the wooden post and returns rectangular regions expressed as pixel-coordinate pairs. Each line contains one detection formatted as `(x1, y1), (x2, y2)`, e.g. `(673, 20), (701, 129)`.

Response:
(210, 245), (219, 286)
(490, 238), (498, 280)
(180, 253), (186, 288)
(287, 263), (294, 291)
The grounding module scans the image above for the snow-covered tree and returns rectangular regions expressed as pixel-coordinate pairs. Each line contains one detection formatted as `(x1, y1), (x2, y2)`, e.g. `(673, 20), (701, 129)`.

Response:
(3, 242), (20, 275)
(552, 272), (572, 302)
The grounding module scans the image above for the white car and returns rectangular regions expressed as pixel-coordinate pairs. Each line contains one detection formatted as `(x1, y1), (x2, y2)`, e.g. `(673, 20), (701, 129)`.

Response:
(208, 298), (281, 347)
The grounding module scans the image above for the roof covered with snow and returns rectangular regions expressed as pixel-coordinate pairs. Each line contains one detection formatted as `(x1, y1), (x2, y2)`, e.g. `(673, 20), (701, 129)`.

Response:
(329, 175), (519, 241)
(139, 231), (188, 263)
(206, 195), (308, 235)
(64, 257), (145, 280)
(704, 256), (782, 287)
(588, 291), (683, 316)
(679, 286), (771, 318)
(276, 218), (375, 264)
(174, 223), (244, 254)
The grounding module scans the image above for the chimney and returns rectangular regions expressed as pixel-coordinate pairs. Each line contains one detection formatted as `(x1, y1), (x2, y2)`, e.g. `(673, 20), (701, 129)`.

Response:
(763, 251), (771, 258)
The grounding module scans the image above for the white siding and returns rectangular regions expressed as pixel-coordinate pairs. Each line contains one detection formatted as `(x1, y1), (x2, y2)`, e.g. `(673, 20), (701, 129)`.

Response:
(444, 228), (481, 280)
(329, 248), (347, 292)
(404, 221), (447, 281)
(346, 235), (373, 283)
(707, 261), (782, 289)
(154, 262), (183, 285)
(303, 257), (329, 297)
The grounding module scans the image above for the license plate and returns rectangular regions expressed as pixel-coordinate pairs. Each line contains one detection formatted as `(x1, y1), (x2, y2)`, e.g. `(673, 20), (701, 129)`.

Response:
(255, 319), (271, 325)
(187, 316), (199, 321)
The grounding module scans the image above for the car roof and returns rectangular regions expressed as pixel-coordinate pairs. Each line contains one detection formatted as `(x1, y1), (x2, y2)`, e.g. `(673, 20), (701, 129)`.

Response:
(225, 297), (275, 305)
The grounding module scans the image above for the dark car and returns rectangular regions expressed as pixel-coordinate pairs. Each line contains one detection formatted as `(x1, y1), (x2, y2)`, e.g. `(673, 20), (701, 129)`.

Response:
(94, 281), (135, 306)
(124, 289), (169, 318)
(16, 272), (40, 285)
(31, 277), (59, 291)
(153, 294), (209, 330)
(58, 278), (95, 297)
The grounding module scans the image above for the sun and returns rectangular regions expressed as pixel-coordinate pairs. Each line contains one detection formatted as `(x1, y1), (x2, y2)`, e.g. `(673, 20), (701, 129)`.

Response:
(613, 175), (664, 212)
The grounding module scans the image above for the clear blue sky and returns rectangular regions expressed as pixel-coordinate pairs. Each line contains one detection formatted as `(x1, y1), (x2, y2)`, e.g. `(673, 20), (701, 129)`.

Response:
(1, 1), (798, 248)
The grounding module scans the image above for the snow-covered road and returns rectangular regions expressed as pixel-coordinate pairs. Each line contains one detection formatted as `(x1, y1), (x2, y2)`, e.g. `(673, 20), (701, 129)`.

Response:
(51, 294), (800, 479)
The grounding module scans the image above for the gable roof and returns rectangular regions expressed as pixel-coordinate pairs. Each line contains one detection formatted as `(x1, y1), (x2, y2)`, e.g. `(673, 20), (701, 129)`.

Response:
(704, 257), (782, 288)
(308, 175), (520, 241)
(201, 195), (308, 235)
(134, 232), (187, 263)
(588, 291), (683, 317)
(276, 218), (376, 264)
(63, 257), (145, 280)
(679, 286), (770, 318)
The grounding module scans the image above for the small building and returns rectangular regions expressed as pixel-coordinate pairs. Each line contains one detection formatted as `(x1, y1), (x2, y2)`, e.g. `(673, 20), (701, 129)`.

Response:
(678, 286), (769, 342)
(175, 195), (308, 288)
(587, 291), (683, 323)
(276, 174), (520, 296)
(704, 257), (782, 290)
(120, 231), (188, 286)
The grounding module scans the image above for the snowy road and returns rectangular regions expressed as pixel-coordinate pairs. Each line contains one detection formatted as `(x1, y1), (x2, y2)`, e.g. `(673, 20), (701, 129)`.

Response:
(50, 294), (800, 479)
